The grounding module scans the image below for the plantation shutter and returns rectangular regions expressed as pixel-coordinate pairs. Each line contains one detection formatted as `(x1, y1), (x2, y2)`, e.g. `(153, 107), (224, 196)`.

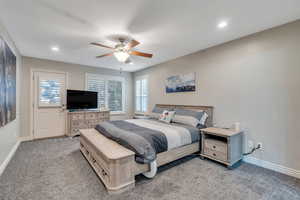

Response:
(135, 78), (148, 112)
(141, 79), (147, 112)
(135, 80), (141, 111)
(107, 80), (123, 112)
(86, 74), (125, 113)
(86, 77), (106, 108)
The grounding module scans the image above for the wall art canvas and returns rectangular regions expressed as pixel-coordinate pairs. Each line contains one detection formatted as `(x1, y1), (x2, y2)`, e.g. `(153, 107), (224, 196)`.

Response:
(166, 72), (196, 93)
(0, 36), (16, 127)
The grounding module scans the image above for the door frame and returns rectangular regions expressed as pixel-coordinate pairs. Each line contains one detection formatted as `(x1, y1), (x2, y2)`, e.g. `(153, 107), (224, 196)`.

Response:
(30, 68), (69, 139)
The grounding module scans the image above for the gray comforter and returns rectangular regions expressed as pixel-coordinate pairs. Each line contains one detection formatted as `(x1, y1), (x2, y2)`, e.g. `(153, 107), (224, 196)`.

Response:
(95, 119), (200, 164)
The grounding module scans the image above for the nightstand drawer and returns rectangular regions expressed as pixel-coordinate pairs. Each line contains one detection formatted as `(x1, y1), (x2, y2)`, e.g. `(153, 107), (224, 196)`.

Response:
(204, 148), (227, 162)
(204, 139), (227, 153)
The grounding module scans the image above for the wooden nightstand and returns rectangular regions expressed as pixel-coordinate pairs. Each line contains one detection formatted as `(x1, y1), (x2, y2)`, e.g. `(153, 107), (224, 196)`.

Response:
(200, 127), (243, 168)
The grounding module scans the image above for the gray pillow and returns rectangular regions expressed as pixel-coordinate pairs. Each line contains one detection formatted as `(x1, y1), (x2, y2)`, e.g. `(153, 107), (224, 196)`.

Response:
(152, 106), (168, 113)
(173, 109), (208, 127)
(175, 109), (204, 119)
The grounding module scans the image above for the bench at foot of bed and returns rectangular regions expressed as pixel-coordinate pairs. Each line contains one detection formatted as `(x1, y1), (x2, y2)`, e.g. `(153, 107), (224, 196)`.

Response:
(80, 129), (200, 193)
(80, 129), (136, 194)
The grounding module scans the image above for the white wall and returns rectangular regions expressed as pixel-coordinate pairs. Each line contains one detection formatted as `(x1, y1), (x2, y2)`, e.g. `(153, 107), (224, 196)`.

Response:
(0, 20), (21, 166)
(20, 57), (134, 138)
(134, 20), (300, 171)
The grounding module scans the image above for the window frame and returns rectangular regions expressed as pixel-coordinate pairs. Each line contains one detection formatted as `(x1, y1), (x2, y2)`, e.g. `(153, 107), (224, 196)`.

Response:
(135, 75), (148, 114)
(85, 73), (126, 115)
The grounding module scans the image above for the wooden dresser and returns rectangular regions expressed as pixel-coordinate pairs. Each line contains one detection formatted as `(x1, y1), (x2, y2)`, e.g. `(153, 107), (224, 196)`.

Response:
(67, 110), (110, 137)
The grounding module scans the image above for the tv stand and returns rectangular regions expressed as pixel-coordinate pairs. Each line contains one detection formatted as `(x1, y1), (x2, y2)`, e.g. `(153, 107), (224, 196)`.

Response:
(68, 108), (104, 112)
(67, 110), (110, 137)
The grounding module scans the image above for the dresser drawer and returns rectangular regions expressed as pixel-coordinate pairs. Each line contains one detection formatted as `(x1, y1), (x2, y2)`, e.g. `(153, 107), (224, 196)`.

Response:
(71, 120), (86, 127)
(86, 119), (100, 128)
(98, 112), (105, 118)
(204, 148), (227, 162)
(98, 112), (110, 119)
(67, 111), (110, 136)
(70, 127), (83, 136)
(204, 139), (227, 153)
(99, 118), (107, 123)
(71, 114), (84, 120)
(86, 113), (97, 120)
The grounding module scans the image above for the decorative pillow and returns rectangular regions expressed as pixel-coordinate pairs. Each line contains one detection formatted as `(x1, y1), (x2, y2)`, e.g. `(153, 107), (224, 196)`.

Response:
(173, 109), (208, 128)
(159, 110), (175, 123)
(150, 106), (173, 119)
(199, 112), (208, 126)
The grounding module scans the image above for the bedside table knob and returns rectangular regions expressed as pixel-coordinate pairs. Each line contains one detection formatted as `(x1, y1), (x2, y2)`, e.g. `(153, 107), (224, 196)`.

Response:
(213, 153), (216, 156)
(213, 146), (216, 149)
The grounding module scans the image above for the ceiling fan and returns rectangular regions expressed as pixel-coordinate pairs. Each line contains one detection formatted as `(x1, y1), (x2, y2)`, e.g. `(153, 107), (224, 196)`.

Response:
(91, 38), (153, 64)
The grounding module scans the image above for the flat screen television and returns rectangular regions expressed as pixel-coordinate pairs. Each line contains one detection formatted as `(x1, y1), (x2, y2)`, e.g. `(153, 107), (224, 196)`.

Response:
(67, 90), (98, 110)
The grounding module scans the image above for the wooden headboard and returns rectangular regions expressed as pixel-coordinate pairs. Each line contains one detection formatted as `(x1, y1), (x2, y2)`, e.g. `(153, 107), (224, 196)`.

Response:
(155, 104), (214, 127)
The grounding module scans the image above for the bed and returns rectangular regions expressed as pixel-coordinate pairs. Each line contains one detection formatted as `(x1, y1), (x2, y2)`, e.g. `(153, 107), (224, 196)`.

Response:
(80, 104), (213, 193)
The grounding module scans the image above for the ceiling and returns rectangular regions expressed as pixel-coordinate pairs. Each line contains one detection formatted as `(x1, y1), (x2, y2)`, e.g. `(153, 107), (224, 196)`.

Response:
(1, 0), (300, 72)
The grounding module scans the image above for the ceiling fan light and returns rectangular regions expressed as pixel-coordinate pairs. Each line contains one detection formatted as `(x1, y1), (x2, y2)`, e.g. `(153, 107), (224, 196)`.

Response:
(125, 58), (133, 64)
(114, 51), (130, 62)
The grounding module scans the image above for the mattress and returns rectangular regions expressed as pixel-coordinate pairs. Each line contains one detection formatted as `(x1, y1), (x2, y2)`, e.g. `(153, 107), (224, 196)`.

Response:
(95, 119), (200, 164)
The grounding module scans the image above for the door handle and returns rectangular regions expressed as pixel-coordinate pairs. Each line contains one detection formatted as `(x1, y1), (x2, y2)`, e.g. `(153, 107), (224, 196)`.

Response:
(60, 104), (66, 112)
(62, 103), (66, 110)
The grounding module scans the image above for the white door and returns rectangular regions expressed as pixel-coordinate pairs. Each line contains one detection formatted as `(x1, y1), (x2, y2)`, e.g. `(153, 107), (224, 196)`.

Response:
(33, 71), (67, 139)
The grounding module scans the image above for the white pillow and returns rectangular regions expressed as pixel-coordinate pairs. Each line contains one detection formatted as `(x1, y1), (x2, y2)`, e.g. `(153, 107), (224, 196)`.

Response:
(159, 110), (175, 123)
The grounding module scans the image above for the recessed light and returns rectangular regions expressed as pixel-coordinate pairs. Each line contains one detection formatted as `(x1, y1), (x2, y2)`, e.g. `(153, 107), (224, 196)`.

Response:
(218, 21), (228, 29)
(51, 46), (60, 52)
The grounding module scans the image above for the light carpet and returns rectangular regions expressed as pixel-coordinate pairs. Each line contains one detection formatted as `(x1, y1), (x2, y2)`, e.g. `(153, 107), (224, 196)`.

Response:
(0, 137), (299, 200)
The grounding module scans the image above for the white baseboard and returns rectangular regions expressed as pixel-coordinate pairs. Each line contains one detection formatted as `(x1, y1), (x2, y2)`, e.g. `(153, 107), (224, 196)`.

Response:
(18, 136), (33, 142)
(243, 156), (300, 179)
(0, 141), (20, 177)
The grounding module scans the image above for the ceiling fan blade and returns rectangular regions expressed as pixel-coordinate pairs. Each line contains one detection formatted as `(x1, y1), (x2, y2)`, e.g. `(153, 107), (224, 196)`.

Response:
(126, 40), (140, 49)
(91, 42), (114, 49)
(96, 53), (113, 58)
(130, 51), (153, 58)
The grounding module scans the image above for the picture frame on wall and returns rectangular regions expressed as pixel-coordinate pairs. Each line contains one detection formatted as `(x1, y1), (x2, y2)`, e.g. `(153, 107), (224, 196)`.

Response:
(166, 72), (196, 93)
(0, 36), (17, 127)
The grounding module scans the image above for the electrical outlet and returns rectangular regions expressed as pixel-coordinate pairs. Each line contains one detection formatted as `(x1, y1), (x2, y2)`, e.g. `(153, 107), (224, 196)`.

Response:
(248, 140), (254, 150)
(257, 142), (263, 150)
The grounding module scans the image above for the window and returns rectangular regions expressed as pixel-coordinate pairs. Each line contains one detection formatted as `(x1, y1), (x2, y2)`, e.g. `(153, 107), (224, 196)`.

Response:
(135, 77), (148, 113)
(39, 79), (62, 107)
(86, 74), (125, 113)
